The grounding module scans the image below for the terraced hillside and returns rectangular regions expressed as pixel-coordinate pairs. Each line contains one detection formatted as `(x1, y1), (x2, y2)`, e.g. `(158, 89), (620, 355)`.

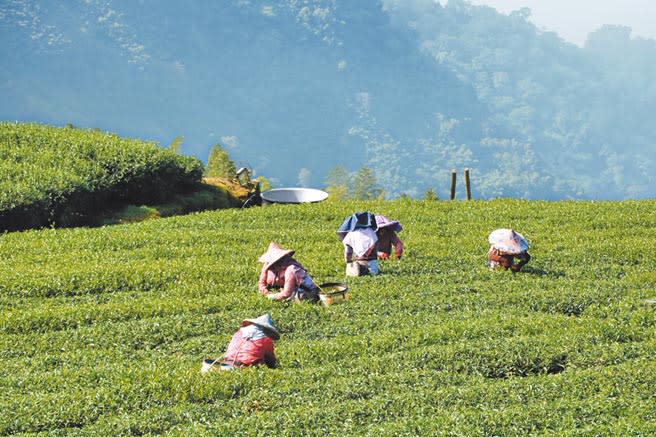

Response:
(1, 199), (655, 435)
(0, 122), (206, 231)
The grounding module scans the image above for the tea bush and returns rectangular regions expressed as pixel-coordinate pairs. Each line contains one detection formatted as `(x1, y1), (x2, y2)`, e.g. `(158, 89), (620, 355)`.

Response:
(1, 199), (655, 435)
(0, 122), (203, 231)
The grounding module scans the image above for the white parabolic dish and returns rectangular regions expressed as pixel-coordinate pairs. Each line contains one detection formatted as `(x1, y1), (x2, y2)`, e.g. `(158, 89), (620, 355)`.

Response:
(261, 188), (329, 204)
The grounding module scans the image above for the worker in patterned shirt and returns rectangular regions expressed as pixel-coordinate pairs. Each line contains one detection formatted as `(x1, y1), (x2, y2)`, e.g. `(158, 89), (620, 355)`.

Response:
(257, 242), (320, 303)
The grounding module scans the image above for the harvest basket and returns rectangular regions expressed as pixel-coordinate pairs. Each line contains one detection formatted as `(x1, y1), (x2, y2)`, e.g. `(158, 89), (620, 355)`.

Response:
(318, 282), (348, 306)
(201, 358), (233, 373)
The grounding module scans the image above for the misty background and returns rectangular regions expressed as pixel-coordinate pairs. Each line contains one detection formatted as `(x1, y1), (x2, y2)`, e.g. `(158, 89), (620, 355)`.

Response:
(1, 0), (655, 200)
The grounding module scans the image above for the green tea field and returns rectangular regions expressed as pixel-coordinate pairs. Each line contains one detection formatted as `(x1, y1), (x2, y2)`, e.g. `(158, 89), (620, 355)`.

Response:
(1, 199), (655, 435)
(0, 123), (205, 231)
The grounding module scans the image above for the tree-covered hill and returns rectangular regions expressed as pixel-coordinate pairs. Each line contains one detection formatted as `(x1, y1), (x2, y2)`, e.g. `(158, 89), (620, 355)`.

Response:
(1, 0), (655, 199)
(1, 199), (655, 434)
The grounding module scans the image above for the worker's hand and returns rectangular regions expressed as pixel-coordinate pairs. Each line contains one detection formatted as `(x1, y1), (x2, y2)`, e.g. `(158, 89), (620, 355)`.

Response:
(378, 252), (389, 260)
(266, 293), (277, 301)
(259, 288), (268, 295)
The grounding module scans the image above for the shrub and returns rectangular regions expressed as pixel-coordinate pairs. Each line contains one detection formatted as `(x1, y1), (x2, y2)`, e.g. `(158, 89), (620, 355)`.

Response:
(0, 122), (203, 231)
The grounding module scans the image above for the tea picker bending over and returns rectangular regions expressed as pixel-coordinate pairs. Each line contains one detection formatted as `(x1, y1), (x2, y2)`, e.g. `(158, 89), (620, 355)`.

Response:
(202, 314), (279, 372)
(487, 228), (531, 272)
(337, 212), (379, 276)
(258, 242), (320, 303)
(374, 214), (404, 261)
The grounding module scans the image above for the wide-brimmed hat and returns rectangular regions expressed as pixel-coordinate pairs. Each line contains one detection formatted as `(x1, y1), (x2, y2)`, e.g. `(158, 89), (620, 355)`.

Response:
(375, 214), (402, 232)
(488, 228), (529, 255)
(336, 212), (377, 241)
(242, 314), (280, 340)
(258, 242), (295, 267)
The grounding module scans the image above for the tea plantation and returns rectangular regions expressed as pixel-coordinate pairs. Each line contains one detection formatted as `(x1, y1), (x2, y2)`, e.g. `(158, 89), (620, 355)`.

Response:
(1, 199), (655, 435)
(0, 122), (203, 231)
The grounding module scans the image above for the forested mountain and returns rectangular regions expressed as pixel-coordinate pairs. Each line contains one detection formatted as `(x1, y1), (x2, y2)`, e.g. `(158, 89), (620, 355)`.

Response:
(1, 0), (655, 199)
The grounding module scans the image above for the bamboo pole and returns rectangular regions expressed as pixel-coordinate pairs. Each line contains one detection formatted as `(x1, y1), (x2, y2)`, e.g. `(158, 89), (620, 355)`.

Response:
(464, 168), (471, 200)
(450, 169), (457, 200)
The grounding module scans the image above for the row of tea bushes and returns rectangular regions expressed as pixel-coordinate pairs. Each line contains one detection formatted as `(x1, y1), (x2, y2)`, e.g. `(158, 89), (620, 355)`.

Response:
(1, 199), (655, 434)
(0, 122), (202, 230)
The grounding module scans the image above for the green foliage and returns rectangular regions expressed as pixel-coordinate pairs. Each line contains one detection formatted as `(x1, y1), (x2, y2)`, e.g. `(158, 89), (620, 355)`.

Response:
(351, 166), (384, 200)
(324, 165), (385, 200)
(167, 136), (184, 154)
(324, 165), (350, 200)
(338, 3), (656, 200)
(100, 185), (241, 225)
(254, 176), (271, 191)
(423, 188), (438, 200)
(1, 200), (656, 434)
(0, 122), (203, 231)
(102, 205), (161, 225)
(205, 143), (236, 179)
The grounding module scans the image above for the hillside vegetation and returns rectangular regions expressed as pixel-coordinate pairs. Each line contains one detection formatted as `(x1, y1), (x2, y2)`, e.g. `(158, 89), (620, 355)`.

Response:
(3, 1), (656, 198)
(1, 199), (655, 435)
(0, 122), (243, 231)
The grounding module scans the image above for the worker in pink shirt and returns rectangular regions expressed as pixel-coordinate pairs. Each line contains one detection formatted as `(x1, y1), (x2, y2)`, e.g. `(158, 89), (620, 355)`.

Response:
(257, 242), (320, 303)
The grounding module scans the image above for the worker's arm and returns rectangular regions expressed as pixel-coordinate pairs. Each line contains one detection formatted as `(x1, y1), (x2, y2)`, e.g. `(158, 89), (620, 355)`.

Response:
(258, 266), (270, 294)
(390, 232), (404, 259)
(263, 340), (277, 368)
(511, 252), (531, 272)
(344, 244), (354, 263)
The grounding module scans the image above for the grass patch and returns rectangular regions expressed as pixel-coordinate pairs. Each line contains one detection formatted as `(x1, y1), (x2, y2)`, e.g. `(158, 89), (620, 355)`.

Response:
(101, 183), (243, 225)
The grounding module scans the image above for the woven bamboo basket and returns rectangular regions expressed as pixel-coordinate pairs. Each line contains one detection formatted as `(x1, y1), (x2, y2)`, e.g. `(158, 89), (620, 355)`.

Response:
(318, 282), (348, 306)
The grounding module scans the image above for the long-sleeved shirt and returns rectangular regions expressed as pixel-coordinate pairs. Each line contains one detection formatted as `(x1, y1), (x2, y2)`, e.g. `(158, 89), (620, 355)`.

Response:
(258, 260), (317, 301)
(376, 228), (403, 259)
(223, 325), (277, 368)
(487, 246), (531, 272)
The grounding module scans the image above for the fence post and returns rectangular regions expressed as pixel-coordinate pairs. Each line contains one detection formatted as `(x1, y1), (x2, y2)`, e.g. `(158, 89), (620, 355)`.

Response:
(464, 168), (471, 200)
(450, 169), (457, 200)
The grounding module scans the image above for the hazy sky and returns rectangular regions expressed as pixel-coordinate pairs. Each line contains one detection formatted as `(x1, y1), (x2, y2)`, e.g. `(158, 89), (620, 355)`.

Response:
(439, 0), (656, 46)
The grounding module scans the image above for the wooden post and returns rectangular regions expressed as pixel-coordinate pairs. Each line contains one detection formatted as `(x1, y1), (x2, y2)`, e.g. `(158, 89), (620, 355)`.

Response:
(450, 169), (457, 200)
(464, 168), (471, 200)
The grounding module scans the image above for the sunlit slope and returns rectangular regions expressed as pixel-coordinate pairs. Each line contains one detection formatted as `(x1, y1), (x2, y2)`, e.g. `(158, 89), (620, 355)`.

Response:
(0, 122), (203, 231)
(1, 199), (655, 435)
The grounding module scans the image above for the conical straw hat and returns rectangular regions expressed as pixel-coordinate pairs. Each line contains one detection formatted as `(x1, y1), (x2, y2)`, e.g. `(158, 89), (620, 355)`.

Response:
(258, 242), (295, 267)
(374, 214), (402, 232)
(241, 314), (280, 340)
(488, 228), (529, 255)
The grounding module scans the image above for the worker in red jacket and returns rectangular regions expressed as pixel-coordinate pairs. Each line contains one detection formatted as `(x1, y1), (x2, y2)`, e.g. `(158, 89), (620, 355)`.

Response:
(202, 314), (280, 372)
